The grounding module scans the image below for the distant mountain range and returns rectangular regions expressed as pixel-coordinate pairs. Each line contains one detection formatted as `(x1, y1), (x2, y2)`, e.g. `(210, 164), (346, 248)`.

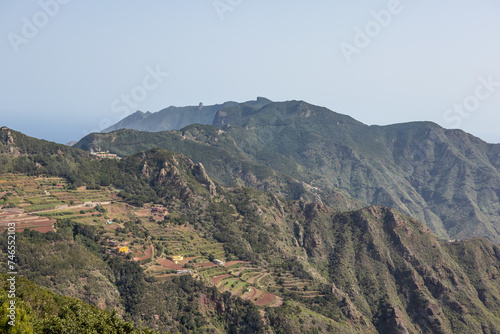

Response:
(102, 100), (265, 133)
(76, 98), (500, 245)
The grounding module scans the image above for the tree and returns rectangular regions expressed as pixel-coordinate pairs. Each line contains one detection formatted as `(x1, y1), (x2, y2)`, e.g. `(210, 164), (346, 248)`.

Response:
(0, 302), (34, 334)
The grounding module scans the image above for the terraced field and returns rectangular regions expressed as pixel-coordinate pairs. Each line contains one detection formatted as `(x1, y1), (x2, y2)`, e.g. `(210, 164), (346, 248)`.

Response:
(0, 174), (113, 213)
(0, 174), (318, 308)
(134, 245), (153, 262)
(144, 220), (226, 261)
(186, 261), (284, 307)
(0, 209), (55, 233)
(272, 272), (323, 298)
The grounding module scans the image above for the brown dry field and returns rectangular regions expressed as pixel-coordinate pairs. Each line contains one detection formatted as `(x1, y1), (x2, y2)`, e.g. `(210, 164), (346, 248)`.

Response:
(224, 260), (250, 267)
(0, 210), (55, 233)
(212, 274), (230, 285)
(134, 245), (152, 261)
(158, 259), (183, 270)
(177, 256), (197, 265)
(255, 292), (276, 306)
(32, 225), (55, 233)
(194, 262), (217, 269)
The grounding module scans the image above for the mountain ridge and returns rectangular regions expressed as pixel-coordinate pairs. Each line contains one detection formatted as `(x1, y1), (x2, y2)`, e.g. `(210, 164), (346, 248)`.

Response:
(76, 99), (500, 245)
(102, 98), (273, 133)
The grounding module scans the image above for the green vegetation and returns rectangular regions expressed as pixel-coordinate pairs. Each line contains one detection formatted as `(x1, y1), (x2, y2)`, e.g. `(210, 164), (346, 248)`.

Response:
(0, 223), (267, 333)
(2, 124), (500, 333)
(74, 99), (500, 245)
(0, 273), (155, 333)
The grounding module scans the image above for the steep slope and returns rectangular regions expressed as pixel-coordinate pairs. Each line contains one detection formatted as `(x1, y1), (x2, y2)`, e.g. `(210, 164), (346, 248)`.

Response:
(75, 99), (500, 244)
(214, 100), (500, 243)
(76, 125), (361, 211)
(0, 126), (90, 160)
(0, 273), (155, 333)
(305, 206), (500, 333)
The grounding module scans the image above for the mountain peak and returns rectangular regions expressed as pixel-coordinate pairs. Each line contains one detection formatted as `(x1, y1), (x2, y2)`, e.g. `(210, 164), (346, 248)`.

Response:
(101, 99), (272, 134)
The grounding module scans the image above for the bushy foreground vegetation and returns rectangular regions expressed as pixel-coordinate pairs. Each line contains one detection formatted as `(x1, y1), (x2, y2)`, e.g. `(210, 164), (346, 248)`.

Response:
(0, 273), (156, 334)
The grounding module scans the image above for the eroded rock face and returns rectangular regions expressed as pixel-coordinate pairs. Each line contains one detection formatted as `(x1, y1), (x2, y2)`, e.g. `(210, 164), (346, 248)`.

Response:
(294, 221), (304, 247)
(291, 206), (500, 333)
(90, 146), (101, 153)
(272, 194), (285, 216)
(331, 284), (375, 330)
(383, 307), (411, 334)
(142, 162), (151, 178)
(193, 163), (210, 184)
(193, 163), (217, 196)
(4, 130), (20, 156)
(158, 168), (167, 183)
(7, 131), (14, 145)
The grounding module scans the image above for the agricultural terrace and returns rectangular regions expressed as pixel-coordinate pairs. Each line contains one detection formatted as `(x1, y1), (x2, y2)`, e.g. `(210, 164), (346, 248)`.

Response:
(0, 174), (318, 307)
(0, 174), (113, 213)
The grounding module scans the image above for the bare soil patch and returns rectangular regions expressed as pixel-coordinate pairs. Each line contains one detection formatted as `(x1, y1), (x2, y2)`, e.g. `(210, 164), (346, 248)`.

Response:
(212, 274), (230, 285)
(177, 256), (197, 265)
(241, 287), (258, 301)
(157, 259), (183, 270)
(134, 245), (152, 261)
(194, 262), (217, 269)
(32, 226), (55, 233)
(224, 260), (250, 267)
(255, 292), (276, 306)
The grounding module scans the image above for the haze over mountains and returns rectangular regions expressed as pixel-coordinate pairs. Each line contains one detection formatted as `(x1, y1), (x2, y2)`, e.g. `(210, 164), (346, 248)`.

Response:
(102, 100), (242, 133)
(77, 98), (500, 245)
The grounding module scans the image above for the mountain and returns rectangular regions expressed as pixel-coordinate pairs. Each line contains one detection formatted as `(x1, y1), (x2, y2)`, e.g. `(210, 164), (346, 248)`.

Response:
(76, 125), (361, 211)
(4, 128), (500, 332)
(102, 98), (272, 133)
(75, 99), (500, 245)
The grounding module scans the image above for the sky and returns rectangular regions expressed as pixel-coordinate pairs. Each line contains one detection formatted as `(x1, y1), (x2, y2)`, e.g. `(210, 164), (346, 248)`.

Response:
(1, 0), (499, 144)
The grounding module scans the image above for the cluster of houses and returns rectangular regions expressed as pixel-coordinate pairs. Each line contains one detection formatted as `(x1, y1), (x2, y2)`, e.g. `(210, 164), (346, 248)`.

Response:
(90, 151), (120, 159)
(169, 255), (225, 266)
(118, 246), (129, 253)
(103, 240), (129, 255)
(84, 201), (109, 208)
(171, 255), (184, 264)
(151, 205), (167, 216)
(151, 206), (165, 213)
(177, 269), (192, 275)
(213, 259), (225, 266)
(173, 259), (224, 275)
(104, 237), (226, 277)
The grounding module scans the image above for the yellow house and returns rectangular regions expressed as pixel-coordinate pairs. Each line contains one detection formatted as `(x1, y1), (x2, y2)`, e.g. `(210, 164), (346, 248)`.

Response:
(171, 255), (184, 264)
(118, 246), (128, 253)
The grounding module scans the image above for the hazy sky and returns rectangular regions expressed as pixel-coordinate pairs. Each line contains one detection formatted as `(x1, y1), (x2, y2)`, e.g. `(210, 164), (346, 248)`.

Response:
(1, 0), (499, 144)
